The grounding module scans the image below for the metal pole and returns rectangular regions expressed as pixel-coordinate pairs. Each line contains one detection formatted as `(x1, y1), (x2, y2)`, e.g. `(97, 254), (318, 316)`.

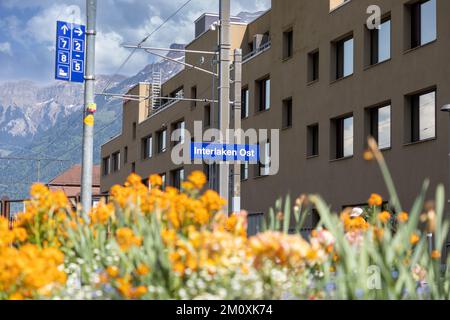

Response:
(80, 0), (97, 215)
(232, 49), (242, 213)
(218, 0), (231, 211)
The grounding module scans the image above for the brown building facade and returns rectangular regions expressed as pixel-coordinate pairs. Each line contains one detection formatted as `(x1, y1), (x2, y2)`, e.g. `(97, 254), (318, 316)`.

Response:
(101, 0), (450, 242)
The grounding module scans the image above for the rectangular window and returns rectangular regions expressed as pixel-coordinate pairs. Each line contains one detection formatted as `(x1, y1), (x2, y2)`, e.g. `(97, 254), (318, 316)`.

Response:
(335, 36), (354, 79)
(330, 0), (351, 11)
(370, 18), (391, 65)
(258, 141), (270, 177)
(369, 105), (391, 149)
(241, 88), (249, 119)
(307, 124), (319, 157)
(204, 104), (211, 128)
(124, 146), (128, 164)
(410, 0), (437, 49)
(142, 135), (152, 159)
(282, 97), (293, 128)
(407, 90), (436, 143)
(112, 152), (120, 172)
(283, 29), (293, 59)
(247, 213), (263, 236)
(308, 50), (319, 82)
(160, 173), (166, 190)
(241, 161), (249, 181)
(132, 122), (137, 140)
(333, 115), (354, 159)
(157, 129), (167, 154)
(131, 162), (136, 173)
(172, 120), (185, 145)
(102, 156), (110, 176)
(171, 168), (184, 190)
(191, 86), (197, 108)
(257, 77), (270, 112)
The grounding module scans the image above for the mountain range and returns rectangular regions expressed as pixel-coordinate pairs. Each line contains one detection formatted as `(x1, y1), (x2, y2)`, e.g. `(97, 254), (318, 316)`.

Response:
(0, 11), (264, 200)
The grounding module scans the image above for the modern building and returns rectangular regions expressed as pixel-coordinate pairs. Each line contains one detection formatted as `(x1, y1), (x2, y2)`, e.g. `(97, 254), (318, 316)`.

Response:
(101, 0), (450, 245)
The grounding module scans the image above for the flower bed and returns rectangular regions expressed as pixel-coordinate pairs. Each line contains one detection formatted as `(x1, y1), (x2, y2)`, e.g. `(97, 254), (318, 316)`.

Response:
(1, 138), (449, 300)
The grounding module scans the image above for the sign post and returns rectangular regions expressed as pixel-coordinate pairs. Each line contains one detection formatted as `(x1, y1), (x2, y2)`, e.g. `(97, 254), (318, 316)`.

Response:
(55, 20), (86, 83)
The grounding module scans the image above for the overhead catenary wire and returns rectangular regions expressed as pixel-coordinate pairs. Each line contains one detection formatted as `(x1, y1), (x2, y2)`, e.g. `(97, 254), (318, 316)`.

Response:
(101, 0), (194, 95)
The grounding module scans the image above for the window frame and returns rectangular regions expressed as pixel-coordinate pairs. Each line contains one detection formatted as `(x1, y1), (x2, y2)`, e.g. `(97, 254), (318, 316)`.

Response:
(111, 151), (120, 172)
(409, 0), (437, 50)
(405, 88), (437, 144)
(241, 87), (249, 119)
(102, 156), (110, 176)
(308, 50), (320, 83)
(157, 129), (167, 154)
(142, 135), (153, 159)
(307, 123), (320, 158)
(368, 16), (391, 66)
(332, 114), (354, 160)
(257, 76), (271, 112)
(282, 97), (293, 129)
(367, 103), (392, 150)
(334, 35), (354, 80)
(282, 28), (294, 60)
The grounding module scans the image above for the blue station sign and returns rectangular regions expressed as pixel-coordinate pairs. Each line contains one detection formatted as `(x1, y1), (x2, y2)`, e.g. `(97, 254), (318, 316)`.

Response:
(55, 20), (86, 83)
(190, 142), (259, 162)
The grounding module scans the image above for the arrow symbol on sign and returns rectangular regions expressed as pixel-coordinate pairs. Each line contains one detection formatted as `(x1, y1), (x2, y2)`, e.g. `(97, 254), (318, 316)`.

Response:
(61, 24), (69, 34)
(74, 28), (83, 37)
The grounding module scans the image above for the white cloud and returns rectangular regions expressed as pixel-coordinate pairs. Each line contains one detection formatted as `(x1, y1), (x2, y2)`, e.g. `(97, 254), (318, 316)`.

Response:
(95, 31), (149, 75)
(0, 42), (12, 56)
(25, 4), (84, 44)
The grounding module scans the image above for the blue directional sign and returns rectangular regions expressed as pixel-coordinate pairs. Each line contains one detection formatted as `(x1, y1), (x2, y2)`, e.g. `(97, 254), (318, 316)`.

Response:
(55, 21), (86, 83)
(190, 142), (259, 162)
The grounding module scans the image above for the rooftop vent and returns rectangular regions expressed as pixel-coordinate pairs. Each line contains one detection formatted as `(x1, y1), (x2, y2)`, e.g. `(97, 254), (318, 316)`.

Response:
(194, 13), (242, 38)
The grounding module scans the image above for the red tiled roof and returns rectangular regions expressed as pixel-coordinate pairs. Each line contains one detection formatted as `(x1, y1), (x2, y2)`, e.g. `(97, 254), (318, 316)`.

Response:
(48, 164), (100, 187)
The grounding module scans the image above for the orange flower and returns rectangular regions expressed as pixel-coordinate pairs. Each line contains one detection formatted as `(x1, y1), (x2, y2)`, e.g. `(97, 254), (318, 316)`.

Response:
(363, 150), (374, 161)
(187, 171), (207, 189)
(136, 264), (150, 276)
(149, 174), (163, 187)
(431, 250), (441, 260)
(116, 227), (142, 251)
(106, 266), (119, 278)
(397, 212), (409, 223)
(131, 286), (148, 299)
(410, 233), (420, 245)
(378, 211), (391, 224)
(368, 193), (383, 207)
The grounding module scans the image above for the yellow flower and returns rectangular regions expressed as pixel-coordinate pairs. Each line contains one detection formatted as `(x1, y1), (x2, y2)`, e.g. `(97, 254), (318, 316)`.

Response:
(410, 233), (420, 245)
(181, 181), (195, 191)
(397, 212), (409, 223)
(368, 193), (383, 207)
(378, 211), (391, 224)
(187, 171), (207, 189)
(149, 174), (163, 188)
(8, 292), (24, 300)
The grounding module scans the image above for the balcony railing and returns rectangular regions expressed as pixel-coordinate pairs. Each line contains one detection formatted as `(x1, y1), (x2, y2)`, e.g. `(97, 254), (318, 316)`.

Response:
(243, 41), (271, 63)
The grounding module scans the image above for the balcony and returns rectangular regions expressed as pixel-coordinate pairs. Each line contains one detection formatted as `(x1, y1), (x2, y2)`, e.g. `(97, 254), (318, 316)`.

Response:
(243, 41), (271, 63)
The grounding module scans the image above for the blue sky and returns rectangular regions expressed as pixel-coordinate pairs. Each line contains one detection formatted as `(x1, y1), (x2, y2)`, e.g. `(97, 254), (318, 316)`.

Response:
(0, 0), (270, 84)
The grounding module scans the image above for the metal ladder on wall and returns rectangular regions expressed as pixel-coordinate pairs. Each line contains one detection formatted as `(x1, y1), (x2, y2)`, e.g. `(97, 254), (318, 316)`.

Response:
(151, 70), (162, 113)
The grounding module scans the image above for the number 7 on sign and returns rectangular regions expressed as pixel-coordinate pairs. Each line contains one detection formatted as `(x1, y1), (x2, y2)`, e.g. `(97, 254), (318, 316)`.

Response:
(58, 37), (70, 50)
